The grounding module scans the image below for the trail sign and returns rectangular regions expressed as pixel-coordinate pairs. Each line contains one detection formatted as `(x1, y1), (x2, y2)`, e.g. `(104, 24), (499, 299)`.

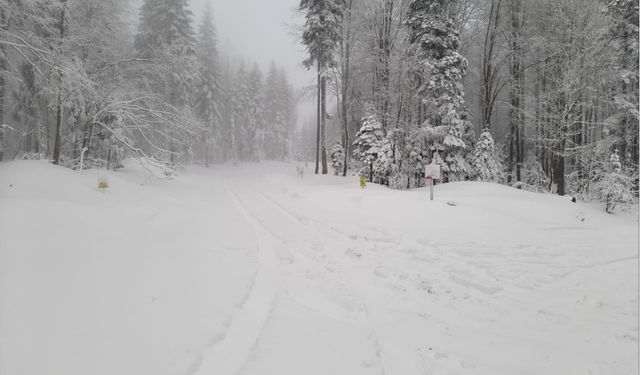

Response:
(425, 164), (441, 180)
(425, 164), (441, 201)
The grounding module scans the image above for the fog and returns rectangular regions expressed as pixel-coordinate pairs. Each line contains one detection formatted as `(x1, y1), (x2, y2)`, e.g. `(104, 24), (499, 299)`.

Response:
(190, 0), (314, 95)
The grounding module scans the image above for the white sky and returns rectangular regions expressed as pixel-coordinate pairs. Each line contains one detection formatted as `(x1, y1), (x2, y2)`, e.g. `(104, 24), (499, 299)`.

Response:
(190, 0), (315, 95)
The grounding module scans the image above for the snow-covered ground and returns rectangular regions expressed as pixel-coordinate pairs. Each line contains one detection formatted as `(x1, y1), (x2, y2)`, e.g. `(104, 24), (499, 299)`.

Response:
(1, 160), (638, 375)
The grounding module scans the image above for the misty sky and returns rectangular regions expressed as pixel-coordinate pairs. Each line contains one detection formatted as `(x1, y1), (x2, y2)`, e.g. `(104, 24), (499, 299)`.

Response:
(190, 0), (314, 95)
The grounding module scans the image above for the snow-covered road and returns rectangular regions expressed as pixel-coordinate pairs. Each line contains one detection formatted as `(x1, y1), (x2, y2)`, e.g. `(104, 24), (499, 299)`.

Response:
(1, 161), (637, 375)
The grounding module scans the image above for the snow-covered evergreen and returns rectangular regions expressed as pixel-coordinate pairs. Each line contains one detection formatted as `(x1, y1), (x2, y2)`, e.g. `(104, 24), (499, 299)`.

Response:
(330, 142), (345, 176)
(263, 63), (294, 161)
(194, 4), (222, 166)
(136, 0), (196, 56)
(353, 107), (384, 181)
(470, 128), (503, 182)
(408, 0), (473, 181)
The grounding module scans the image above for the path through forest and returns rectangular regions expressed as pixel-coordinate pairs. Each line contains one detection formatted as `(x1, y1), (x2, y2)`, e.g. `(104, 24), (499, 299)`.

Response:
(0, 161), (637, 375)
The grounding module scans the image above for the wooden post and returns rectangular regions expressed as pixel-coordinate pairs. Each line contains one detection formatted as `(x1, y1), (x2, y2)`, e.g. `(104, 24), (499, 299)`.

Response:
(428, 177), (434, 201)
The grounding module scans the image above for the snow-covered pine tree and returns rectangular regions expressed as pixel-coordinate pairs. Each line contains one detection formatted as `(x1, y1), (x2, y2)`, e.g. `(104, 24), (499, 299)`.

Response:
(353, 107), (384, 182)
(245, 64), (264, 162)
(262, 63), (279, 159)
(408, 0), (472, 181)
(330, 142), (345, 176)
(136, 0), (196, 56)
(372, 137), (393, 186)
(470, 128), (503, 182)
(593, 149), (635, 213)
(136, 0), (197, 109)
(276, 67), (295, 161)
(195, 4), (221, 166)
(263, 63), (294, 161)
(234, 63), (252, 161)
(228, 65), (243, 162)
(386, 129), (425, 190)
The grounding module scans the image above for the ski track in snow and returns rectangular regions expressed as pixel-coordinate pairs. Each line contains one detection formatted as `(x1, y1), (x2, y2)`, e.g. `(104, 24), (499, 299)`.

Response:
(237, 175), (638, 375)
(238, 183), (391, 374)
(193, 185), (282, 375)
(241, 180), (474, 374)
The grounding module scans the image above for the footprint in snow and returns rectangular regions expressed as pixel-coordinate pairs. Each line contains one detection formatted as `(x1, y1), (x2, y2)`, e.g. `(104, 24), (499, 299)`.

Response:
(344, 248), (363, 259)
(374, 268), (387, 278)
(206, 331), (226, 347)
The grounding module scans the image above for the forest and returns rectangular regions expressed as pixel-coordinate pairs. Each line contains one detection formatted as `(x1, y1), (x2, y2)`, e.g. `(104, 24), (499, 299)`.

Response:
(1, 1), (639, 374)
(297, 0), (638, 211)
(0, 0), (638, 210)
(0, 0), (297, 172)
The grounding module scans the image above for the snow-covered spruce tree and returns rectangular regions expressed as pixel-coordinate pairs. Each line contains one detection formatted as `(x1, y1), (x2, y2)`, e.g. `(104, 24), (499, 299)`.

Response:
(470, 128), (503, 182)
(353, 107), (384, 182)
(195, 4), (221, 166)
(234, 63), (252, 161)
(384, 129), (425, 190)
(245, 64), (264, 162)
(372, 137), (394, 186)
(593, 150), (635, 213)
(263, 63), (294, 161)
(135, 0), (195, 57)
(407, 0), (473, 181)
(135, 0), (199, 166)
(330, 142), (345, 176)
(300, 0), (343, 174)
(136, 0), (196, 107)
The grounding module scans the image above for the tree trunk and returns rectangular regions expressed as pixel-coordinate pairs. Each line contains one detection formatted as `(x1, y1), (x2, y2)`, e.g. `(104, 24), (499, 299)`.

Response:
(320, 74), (328, 175)
(534, 63), (543, 167)
(53, 97), (63, 164)
(205, 138), (210, 168)
(0, 6), (6, 162)
(0, 53), (4, 162)
(509, 0), (525, 182)
(341, 0), (353, 177)
(552, 132), (566, 196)
(52, 0), (67, 165)
(315, 64), (321, 174)
(481, 0), (502, 130)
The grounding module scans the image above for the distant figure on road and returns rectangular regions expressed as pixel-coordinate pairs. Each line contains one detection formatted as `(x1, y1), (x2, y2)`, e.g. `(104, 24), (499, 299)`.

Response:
(296, 165), (304, 179)
(360, 176), (367, 189)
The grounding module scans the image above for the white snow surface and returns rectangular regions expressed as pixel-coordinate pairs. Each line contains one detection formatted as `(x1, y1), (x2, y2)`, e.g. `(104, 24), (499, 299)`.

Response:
(0, 160), (638, 375)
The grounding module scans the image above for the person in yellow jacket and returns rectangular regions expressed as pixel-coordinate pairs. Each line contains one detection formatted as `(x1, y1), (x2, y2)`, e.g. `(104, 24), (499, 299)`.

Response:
(359, 176), (367, 189)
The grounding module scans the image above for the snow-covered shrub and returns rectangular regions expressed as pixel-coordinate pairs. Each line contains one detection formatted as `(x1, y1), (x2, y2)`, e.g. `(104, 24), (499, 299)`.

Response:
(372, 138), (393, 185)
(592, 150), (635, 213)
(388, 133), (426, 190)
(520, 153), (550, 193)
(353, 106), (384, 181)
(330, 142), (345, 176)
(469, 128), (503, 182)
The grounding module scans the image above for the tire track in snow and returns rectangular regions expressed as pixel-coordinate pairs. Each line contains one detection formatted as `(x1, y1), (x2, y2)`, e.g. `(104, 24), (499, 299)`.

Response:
(193, 185), (282, 375)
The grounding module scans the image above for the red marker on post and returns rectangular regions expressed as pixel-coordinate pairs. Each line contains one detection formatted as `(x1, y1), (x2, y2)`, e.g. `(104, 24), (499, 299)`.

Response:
(425, 164), (441, 201)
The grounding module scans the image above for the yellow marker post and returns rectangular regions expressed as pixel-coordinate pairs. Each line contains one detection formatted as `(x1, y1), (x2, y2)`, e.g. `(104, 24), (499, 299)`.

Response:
(97, 173), (109, 193)
(359, 176), (367, 189)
